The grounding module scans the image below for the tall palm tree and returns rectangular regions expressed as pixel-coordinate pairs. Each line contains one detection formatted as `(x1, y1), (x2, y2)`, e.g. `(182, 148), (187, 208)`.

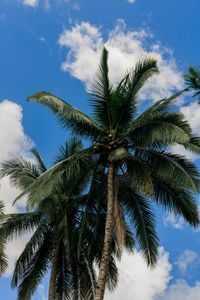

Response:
(22, 48), (200, 300)
(0, 138), (135, 300)
(184, 65), (200, 102)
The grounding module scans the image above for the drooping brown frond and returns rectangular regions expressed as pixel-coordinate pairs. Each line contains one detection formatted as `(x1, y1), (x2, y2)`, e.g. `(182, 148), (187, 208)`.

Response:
(113, 177), (126, 256)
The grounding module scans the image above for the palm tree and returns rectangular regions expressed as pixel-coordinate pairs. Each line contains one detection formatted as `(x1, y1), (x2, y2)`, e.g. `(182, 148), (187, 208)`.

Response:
(184, 65), (200, 102)
(0, 138), (135, 300)
(23, 47), (200, 300)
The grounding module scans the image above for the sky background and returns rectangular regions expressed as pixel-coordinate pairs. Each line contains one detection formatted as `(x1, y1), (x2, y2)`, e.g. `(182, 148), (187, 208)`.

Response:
(1, 0), (200, 299)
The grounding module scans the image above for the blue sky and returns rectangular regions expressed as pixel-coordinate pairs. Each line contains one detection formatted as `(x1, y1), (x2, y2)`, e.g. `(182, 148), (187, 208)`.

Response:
(1, 0), (200, 299)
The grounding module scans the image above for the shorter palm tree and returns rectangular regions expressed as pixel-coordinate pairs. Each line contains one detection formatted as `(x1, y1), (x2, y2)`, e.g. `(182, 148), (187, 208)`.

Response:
(0, 138), (135, 300)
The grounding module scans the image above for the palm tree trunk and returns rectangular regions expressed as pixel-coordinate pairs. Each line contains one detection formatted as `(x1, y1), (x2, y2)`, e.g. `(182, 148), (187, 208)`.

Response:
(48, 242), (60, 300)
(94, 163), (115, 300)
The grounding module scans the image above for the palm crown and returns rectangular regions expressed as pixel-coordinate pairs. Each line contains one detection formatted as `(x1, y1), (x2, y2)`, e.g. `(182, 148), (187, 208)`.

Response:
(13, 47), (200, 300)
(184, 65), (200, 103)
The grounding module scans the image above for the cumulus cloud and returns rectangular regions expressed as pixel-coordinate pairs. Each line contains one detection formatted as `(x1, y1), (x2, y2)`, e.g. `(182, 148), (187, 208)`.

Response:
(23, 0), (39, 7)
(105, 247), (200, 300)
(0, 99), (34, 275)
(174, 250), (200, 274)
(0, 100), (33, 162)
(58, 20), (184, 102)
(4, 235), (32, 277)
(105, 247), (172, 300)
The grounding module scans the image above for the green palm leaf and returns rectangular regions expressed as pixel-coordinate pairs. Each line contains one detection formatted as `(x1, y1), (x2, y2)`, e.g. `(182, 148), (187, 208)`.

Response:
(124, 88), (189, 138)
(17, 230), (55, 300)
(123, 189), (159, 267)
(135, 149), (200, 193)
(89, 47), (113, 130)
(27, 92), (103, 139)
(111, 57), (159, 134)
(152, 176), (199, 227)
(184, 65), (200, 102)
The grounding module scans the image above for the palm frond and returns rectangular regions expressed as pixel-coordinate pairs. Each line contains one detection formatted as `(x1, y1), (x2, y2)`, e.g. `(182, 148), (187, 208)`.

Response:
(184, 65), (200, 101)
(55, 246), (71, 300)
(0, 157), (39, 190)
(124, 88), (188, 137)
(111, 57), (159, 134)
(183, 136), (200, 154)
(11, 224), (49, 288)
(89, 47), (113, 130)
(0, 242), (8, 276)
(31, 149), (47, 173)
(0, 211), (42, 242)
(27, 92), (103, 139)
(17, 230), (55, 300)
(135, 149), (200, 193)
(126, 157), (154, 197)
(105, 255), (118, 292)
(128, 112), (192, 147)
(54, 137), (83, 164)
(113, 177), (125, 255)
(123, 189), (159, 267)
(152, 176), (199, 227)
(0, 201), (5, 215)
(15, 148), (93, 208)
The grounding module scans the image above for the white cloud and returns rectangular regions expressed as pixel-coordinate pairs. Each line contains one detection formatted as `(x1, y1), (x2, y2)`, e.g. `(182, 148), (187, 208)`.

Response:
(105, 247), (200, 300)
(4, 234), (32, 277)
(39, 36), (47, 43)
(170, 101), (200, 162)
(58, 20), (184, 102)
(171, 144), (198, 161)
(174, 250), (199, 274)
(163, 213), (184, 230)
(180, 102), (200, 135)
(105, 247), (172, 300)
(0, 100), (33, 162)
(0, 99), (34, 276)
(160, 280), (200, 300)
(128, 0), (135, 3)
(23, 0), (39, 7)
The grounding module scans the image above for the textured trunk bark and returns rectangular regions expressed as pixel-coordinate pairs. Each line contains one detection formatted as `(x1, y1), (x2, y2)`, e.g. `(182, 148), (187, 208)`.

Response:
(48, 242), (60, 300)
(94, 163), (115, 300)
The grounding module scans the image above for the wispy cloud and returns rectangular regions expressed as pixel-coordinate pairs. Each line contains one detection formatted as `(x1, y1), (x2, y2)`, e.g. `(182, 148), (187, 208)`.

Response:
(174, 250), (200, 274)
(160, 280), (200, 300)
(163, 214), (184, 230)
(22, 0), (39, 7)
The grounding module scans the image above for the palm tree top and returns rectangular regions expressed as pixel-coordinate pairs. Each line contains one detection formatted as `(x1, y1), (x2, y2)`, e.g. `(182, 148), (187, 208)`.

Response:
(25, 47), (200, 261)
(184, 65), (200, 102)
